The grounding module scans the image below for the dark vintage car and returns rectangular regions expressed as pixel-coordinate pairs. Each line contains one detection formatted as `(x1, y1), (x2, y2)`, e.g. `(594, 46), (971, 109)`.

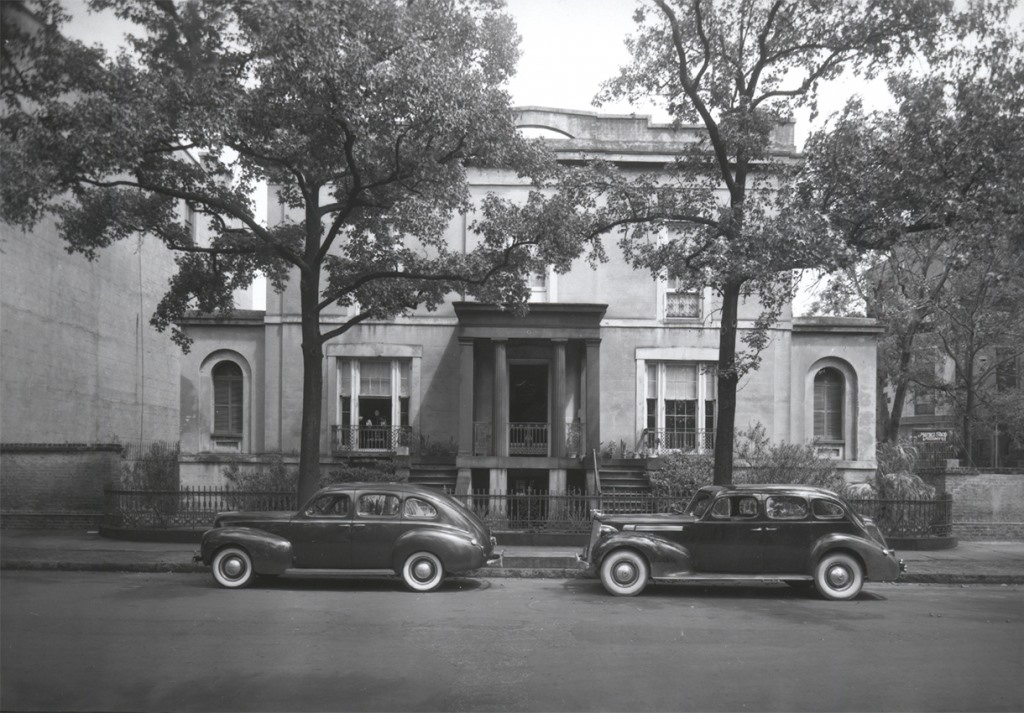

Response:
(197, 483), (501, 591)
(579, 484), (905, 600)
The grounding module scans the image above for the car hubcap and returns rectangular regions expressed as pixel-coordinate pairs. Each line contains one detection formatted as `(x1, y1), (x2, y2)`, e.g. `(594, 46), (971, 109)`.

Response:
(613, 562), (637, 585)
(223, 557), (244, 579)
(827, 565), (851, 589)
(413, 560), (435, 582)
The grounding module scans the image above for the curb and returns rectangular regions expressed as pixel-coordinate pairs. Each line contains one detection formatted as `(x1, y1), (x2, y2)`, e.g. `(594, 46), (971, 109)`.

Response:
(3, 560), (1023, 585)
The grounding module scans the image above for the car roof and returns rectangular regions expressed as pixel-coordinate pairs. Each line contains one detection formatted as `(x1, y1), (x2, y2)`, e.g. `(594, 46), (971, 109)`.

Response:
(701, 483), (842, 498)
(315, 482), (444, 496)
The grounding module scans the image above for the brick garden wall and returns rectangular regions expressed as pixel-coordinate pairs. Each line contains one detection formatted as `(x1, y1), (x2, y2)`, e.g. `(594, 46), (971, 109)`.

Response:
(0, 444), (122, 529)
(946, 472), (1024, 540)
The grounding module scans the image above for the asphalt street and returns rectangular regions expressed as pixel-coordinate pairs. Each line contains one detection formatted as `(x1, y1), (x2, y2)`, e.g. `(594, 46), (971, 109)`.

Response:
(2, 571), (1021, 712)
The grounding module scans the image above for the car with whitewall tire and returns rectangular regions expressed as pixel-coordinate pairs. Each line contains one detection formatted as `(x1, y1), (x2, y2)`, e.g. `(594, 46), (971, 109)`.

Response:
(579, 484), (904, 600)
(197, 483), (501, 592)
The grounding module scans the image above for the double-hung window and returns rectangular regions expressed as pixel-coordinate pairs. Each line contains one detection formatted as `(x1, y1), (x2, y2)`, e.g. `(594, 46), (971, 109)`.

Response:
(338, 358), (410, 450)
(645, 362), (715, 452)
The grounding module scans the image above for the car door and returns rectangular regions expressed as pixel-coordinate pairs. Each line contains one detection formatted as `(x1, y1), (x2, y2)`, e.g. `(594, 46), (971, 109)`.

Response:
(349, 491), (405, 569)
(286, 493), (354, 569)
(759, 494), (815, 574)
(685, 494), (765, 573)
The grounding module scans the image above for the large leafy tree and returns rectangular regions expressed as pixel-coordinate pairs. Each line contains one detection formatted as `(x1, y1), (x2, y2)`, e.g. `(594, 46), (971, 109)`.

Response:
(1, 0), (593, 501)
(804, 2), (1024, 456)
(587, 0), (948, 484)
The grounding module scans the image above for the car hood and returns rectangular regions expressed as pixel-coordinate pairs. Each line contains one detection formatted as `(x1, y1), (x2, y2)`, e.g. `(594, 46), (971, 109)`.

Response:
(596, 512), (698, 527)
(212, 511), (295, 528)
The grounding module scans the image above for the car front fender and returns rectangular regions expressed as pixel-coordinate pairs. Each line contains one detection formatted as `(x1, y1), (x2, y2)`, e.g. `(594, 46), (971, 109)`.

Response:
(811, 533), (902, 581)
(391, 528), (487, 574)
(592, 532), (694, 579)
(200, 527), (293, 575)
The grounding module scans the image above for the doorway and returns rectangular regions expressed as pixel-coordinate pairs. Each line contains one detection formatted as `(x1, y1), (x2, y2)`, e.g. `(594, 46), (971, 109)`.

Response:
(509, 363), (548, 455)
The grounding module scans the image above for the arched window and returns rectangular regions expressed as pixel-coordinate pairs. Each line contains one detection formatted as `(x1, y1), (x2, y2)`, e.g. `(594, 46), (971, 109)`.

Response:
(813, 368), (844, 444)
(212, 361), (243, 436)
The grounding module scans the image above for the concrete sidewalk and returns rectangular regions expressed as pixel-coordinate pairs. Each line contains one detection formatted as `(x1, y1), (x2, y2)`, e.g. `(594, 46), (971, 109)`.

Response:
(2, 529), (1024, 584)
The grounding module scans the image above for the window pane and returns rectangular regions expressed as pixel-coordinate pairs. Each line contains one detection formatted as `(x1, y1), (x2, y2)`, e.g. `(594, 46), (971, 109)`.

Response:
(358, 494), (400, 517)
(666, 290), (700, 318)
(212, 361), (243, 435)
(341, 359), (351, 396)
(814, 369), (843, 441)
(398, 361), (410, 397)
(403, 497), (437, 519)
(360, 360), (391, 396)
(812, 499), (845, 520)
(766, 496), (809, 520)
(646, 365), (658, 400)
(665, 364), (696, 400)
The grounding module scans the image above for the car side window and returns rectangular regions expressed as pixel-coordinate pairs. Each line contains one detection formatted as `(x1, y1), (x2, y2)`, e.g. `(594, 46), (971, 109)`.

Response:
(358, 493), (400, 518)
(812, 499), (846, 520)
(766, 496), (809, 520)
(709, 496), (759, 520)
(306, 494), (349, 517)
(709, 497), (731, 519)
(403, 497), (438, 519)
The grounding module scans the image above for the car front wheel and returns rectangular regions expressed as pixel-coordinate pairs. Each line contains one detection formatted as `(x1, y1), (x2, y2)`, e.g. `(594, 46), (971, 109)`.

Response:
(211, 546), (255, 589)
(814, 552), (864, 600)
(401, 551), (444, 592)
(600, 549), (649, 596)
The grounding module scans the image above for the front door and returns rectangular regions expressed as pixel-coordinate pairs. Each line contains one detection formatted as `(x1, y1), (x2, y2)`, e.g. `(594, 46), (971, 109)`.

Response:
(509, 363), (548, 455)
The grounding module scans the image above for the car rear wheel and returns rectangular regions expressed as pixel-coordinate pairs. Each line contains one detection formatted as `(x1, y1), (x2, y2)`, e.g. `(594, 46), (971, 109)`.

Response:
(600, 549), (649, 596)
(211, 546), (255, 589)
(814, 552), (864, 600)
(401, 551), (444, 592)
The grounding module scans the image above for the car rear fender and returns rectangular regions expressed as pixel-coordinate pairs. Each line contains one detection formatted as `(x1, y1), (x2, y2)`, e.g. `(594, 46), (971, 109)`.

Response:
(392, 528), (484, 574)
(200, 527), (293, 575)
(811, 533), (900, 581)
(592, 532), (694, 578)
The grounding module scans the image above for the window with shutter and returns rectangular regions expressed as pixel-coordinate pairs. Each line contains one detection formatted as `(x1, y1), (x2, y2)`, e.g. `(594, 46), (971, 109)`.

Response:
(212, 361), (243, 436)
(813, 368), (844, 443)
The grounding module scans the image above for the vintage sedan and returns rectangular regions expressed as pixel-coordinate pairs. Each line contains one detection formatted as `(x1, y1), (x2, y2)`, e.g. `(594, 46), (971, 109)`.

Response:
(579, 484), (905, 600)
(197, 483), (501, 591)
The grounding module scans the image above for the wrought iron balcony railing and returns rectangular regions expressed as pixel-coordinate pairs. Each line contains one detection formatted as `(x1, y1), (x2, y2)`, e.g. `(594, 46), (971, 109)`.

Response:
(641, 428), (715, 455)
(473, 422), (584, 457)
(331, 425), (412, 453)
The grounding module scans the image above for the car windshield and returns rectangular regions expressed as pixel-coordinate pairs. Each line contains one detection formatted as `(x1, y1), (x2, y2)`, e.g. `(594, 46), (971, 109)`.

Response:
(684, 490), (715, 517)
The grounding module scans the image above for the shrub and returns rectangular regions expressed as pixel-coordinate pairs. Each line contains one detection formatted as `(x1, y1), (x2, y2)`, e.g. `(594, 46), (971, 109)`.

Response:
(648, 452), (713, 510)
(733, 424), (844, 492)
(222, 456), (298, 492)
(321, 459), (402, 486)
(120, 441), (180, 490)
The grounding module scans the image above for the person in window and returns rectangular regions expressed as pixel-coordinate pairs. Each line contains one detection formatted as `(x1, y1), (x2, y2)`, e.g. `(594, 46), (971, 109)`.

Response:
(374, 410), (387, 426)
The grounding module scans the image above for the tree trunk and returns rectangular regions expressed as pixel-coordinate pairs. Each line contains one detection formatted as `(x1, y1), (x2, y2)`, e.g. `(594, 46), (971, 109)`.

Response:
(297, 202), (325, 504)
(713, 279), (742, 485)
(297, 269), (325, 504)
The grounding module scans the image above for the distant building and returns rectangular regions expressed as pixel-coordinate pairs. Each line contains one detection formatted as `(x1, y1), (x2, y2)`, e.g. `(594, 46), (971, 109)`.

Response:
(177, 108), (883, 496)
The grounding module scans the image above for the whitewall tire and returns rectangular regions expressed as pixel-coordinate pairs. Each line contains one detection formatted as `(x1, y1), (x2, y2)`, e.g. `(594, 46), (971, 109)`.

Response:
(600, 549), (649, 596)
(401, 552), (445, 592)
(211, 546), (255, 589)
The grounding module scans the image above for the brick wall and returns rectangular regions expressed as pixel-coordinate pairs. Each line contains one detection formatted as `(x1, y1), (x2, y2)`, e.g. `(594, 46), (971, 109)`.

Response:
(0, 444), (121, 529)
(946, 472), (1024, 540)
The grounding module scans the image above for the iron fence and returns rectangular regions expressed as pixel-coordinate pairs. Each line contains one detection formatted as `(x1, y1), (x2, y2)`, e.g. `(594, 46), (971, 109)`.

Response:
(104, 487), (298, 530)
(848, 494), (954, 538)
(103, 486), (954, 540)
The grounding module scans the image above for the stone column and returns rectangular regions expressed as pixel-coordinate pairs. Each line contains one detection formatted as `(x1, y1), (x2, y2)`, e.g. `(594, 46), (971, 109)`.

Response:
(585, 339), (601, 457)
(458, 338), (474, 457)
(494, 339), (509, 458)
(552, 339), (567, 458)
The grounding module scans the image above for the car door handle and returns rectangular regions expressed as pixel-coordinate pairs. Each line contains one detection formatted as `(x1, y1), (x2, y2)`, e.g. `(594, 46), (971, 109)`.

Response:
(763, 527), (779, 532)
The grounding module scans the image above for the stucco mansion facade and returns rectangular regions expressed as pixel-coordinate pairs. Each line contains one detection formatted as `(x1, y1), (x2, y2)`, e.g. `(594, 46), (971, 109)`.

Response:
(177, 108), (882, 495)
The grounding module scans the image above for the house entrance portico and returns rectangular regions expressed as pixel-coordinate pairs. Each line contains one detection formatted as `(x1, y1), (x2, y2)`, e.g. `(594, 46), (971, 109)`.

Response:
(453, 303), (606, 499)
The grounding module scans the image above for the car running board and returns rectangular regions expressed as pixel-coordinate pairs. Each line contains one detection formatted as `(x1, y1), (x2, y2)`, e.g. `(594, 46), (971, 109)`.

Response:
(652, 574), (814, 583)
